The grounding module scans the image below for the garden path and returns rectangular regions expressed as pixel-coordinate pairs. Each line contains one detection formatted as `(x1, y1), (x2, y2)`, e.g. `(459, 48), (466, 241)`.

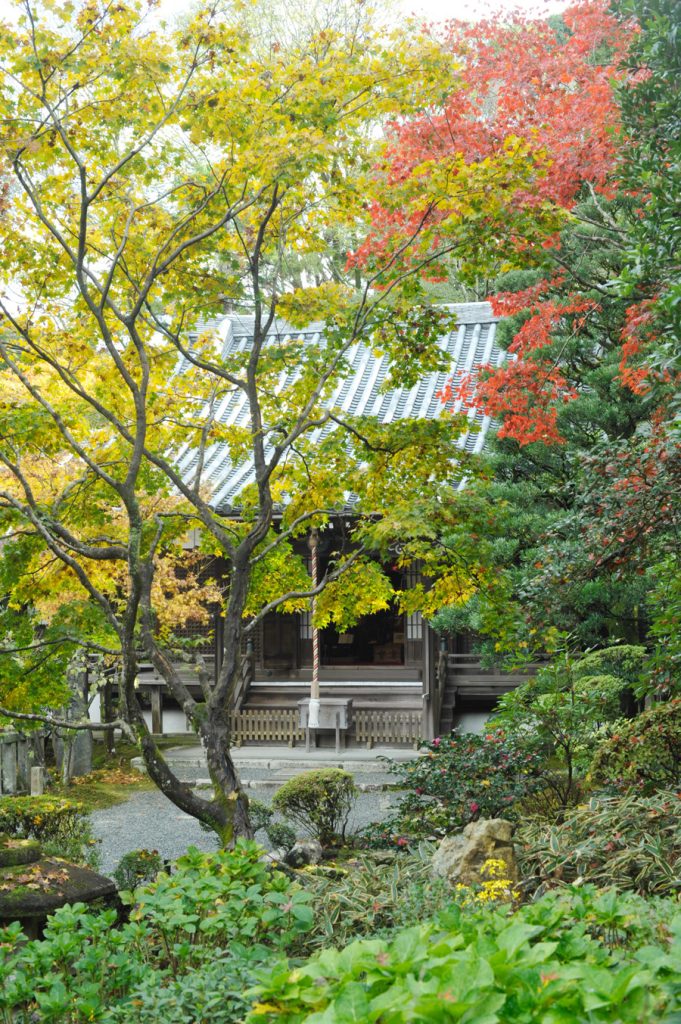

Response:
(91, 782), (400, 876)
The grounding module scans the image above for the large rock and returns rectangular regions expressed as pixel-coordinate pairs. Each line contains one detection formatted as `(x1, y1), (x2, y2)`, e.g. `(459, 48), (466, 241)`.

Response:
(432, 818), (519, 886)
(285, 839), (323, 868)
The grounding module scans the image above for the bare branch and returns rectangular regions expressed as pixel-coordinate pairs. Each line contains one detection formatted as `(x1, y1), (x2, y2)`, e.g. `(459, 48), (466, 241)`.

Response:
(0, 705), (135, 741)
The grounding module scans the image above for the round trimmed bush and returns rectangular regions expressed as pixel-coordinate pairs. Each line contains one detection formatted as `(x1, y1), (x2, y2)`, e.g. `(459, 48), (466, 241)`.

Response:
(271, 768), (357, 846)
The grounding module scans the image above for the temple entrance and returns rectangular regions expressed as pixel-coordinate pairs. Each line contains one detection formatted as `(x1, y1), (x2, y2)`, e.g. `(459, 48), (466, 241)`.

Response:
(320, 604), (405, 667)
(257, 560), (423, 676)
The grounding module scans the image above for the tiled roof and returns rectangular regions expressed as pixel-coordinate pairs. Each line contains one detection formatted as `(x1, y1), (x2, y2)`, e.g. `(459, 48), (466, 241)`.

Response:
(177, 302), (504, 512)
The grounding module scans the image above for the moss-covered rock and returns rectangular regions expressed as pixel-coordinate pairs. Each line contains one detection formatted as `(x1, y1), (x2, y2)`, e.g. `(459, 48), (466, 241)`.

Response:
(0, 857), (116, 923)
(0, 836), (41, 868)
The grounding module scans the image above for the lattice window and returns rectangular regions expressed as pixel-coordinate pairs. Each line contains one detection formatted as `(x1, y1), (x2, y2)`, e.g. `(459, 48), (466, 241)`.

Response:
(406, 611), (423, 641)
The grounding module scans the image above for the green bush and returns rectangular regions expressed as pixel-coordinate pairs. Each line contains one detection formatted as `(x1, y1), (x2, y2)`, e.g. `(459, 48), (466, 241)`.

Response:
(0, 795), (99, 868)
(0, 841), (313, 1024)
(249, 798), (274, 833)
(272, 769), (357, 846)
(246, 886), (681, 1023)
(112, 848), (164, 891)
(518, 790), (681, 896)
(492, 651), (638, 812)
(361, 731), (542, 846)
(589, 698), (681, 792)
(266, 822), (297, 851)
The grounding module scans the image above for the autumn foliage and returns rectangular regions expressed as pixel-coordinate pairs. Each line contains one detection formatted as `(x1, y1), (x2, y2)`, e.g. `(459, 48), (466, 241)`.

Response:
(359, 1), (644, 445)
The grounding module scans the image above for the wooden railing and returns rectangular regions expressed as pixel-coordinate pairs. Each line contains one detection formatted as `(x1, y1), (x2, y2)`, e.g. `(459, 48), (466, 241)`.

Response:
(354, 709), (422, 749)
(228, 707), (423, 749)
(230, 708), (303, 747)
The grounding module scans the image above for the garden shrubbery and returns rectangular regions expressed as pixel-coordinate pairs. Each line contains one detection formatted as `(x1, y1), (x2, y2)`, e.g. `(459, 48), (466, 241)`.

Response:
(112, 848), (164, 891)
(360, 730), (542, 846)
(272, 768), (357, 846)
(0, 795), (99, 867)
(589, 697), (681, 792)
(0, 841), (313, 1024)
(518, 790), (681, 896)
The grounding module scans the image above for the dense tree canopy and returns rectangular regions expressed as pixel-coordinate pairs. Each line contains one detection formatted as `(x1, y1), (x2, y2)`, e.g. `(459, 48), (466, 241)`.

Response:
(0, 0), (555, 837)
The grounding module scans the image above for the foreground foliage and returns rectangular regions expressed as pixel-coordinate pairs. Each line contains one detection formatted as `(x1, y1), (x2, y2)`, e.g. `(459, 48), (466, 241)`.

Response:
(248, 886), (681, 1023)
(0, 842), (312, 1024)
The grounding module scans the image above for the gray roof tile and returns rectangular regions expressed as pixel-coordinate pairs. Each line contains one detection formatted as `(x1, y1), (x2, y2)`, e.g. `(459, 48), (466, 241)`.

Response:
(178, 302), (503, 510)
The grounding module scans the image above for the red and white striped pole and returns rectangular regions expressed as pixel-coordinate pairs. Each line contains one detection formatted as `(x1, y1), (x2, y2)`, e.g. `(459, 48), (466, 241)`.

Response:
(308, 528), (320, 729)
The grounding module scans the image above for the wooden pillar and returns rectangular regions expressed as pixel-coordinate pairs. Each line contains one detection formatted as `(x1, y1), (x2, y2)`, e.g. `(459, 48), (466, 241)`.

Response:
(150, 685), (163, 735)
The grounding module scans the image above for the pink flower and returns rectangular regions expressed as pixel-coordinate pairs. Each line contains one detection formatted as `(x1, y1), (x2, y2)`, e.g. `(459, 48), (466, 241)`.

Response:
(469, 801), (480, 814)
(396, 837), (408, 847)
(432, 738), (441, 748)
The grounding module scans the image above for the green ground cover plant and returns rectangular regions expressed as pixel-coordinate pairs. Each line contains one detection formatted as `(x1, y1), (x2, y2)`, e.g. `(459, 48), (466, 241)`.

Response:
(247, 886), (681, 1023)
(0, 842), (313, 1024)
(293, 846), (451, 954)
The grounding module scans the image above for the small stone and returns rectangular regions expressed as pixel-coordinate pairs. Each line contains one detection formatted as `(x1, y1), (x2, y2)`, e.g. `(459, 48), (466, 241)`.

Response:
(285, 839), (323, 868)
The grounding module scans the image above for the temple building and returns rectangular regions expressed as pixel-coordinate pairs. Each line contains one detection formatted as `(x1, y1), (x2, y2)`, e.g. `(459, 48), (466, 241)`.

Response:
(132, 302), (532, 746)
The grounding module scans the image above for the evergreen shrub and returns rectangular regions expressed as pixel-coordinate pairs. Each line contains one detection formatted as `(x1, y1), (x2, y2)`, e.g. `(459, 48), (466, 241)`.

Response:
(360, 731), (542, 846)
(272, 768), (357, 846)
(589, 698), (681, 792)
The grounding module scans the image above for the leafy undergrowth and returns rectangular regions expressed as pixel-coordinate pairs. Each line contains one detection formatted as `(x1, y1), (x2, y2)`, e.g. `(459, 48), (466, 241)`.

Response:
(0, 842), (313, 1024)
(517, 790), (681, 896)
(247, 886), (681, 1023)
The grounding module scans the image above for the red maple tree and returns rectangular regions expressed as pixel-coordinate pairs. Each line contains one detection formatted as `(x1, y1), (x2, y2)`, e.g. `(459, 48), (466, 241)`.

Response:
(357, 1), (639, 445)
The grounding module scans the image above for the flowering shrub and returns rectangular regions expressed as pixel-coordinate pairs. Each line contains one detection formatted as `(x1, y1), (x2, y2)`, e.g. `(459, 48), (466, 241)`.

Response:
(589, 698), (681, 792)
(360, 731), (543, 845)
(0, 795), (98, 867)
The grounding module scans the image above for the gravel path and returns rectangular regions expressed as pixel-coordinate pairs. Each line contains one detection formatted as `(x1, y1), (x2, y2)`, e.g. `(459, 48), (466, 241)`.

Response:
(91, 786), (400, 876)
